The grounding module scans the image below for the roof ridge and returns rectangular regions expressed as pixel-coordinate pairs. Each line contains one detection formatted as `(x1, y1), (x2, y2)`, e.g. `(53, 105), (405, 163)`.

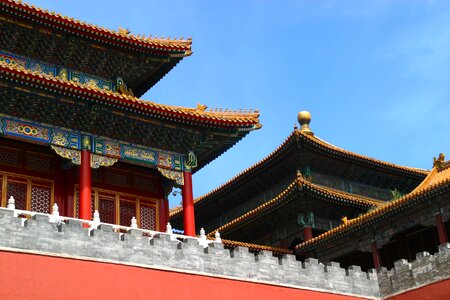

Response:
(0, 60), (261, 125)
(3, 0), (192, 53)
(300, 131), (429, 174)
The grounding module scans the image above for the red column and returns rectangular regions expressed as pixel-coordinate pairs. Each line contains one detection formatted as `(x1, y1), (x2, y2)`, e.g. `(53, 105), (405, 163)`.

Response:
(436, 214), (448, 245)
(303, 226), (313, 241)
(182, 171), (196, 236)
(79, 150), (92, 223)
(371, 241), (381, 269)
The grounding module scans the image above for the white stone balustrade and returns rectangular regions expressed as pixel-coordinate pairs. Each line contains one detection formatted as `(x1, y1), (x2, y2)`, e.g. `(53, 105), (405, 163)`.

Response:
(7, 196), (15, 209)
(90, 210), (101, 229)
(49, 203), (61, 223)
(215, 231), (222, 243)
(0, 203), (222, 247)
(130, 216), (138, 229)
(199, 228), (209, 247)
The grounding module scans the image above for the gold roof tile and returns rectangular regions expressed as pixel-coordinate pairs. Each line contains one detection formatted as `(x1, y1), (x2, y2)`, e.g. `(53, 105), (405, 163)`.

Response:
(205, 174), (381, 239)
(295, 156), (450, 252)
(298, 131), (428, 176)
(171, 129), (426, 219)
(0, 60), (261, 127)
(4, 0), (192, 54)
(221, 239), (293, 255)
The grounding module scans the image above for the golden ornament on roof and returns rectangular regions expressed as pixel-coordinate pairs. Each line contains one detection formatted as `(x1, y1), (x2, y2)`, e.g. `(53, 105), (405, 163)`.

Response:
(298, 111), (314, 135)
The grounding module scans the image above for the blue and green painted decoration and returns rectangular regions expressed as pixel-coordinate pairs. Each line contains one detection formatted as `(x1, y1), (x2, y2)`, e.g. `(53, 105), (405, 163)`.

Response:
(0, 114), (186, 172)
(0, 50), (115, 91)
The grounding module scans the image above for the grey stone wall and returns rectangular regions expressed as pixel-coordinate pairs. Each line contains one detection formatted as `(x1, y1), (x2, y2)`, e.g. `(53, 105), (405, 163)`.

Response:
(0, 208), (379, 299)
(377, 243), (450, 298)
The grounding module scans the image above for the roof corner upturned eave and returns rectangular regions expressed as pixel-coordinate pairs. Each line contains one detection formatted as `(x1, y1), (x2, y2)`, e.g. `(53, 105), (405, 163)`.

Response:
(294, 161), (450, 254)
(169, 130), (298, 219)
(1, 0), (193, 55)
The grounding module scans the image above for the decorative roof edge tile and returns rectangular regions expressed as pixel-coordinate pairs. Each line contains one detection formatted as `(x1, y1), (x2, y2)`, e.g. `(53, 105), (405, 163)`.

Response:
(170, 129), (428, 219)
(0, 60), (261, 128)
(169, 131), (297, 218)
(205, 174), (382, 239)
(295, 160), (450, 253)
(298, 131), (429, 176)
(221, 239), (293, 255)
(2, 0), (192, 55)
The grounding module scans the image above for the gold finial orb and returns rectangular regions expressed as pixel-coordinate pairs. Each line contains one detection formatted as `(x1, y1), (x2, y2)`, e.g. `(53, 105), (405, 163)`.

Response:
(297, 111), (314, 135)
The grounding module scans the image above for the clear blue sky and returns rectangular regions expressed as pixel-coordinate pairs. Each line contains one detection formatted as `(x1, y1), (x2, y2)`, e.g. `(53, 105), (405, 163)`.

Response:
(29, 0), (450, 207)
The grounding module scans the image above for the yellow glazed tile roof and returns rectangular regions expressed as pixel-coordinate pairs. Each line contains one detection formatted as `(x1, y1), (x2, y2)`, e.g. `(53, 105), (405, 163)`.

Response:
(0, 59), (261, 127)
(298, 131), (428, 176)
(221, 239), (293, 255)
(170, 129), (428, 218)
(206, 174), (383, 238)
(170, 132), (297, 217)
(1, 0), (192, 55)
(295, 155), (450, 253)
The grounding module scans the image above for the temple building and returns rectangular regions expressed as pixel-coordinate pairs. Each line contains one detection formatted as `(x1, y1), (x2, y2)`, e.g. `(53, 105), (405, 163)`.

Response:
(1, 1), (449, 299)
(170, 111), (450, 270)
(0, 0), (261, 236)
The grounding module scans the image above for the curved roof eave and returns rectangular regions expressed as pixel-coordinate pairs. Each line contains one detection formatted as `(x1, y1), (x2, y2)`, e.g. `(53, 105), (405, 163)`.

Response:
(170, 129), (428, 219)
(294, 162), (450, 253)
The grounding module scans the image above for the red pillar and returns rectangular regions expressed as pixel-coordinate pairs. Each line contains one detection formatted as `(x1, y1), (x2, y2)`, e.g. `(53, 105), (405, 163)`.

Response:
(303, 226), (313, 241)
(436, 214), (448, 245)
(371, 241), (381, 269)
(182, 171), (195, 236)
(79, 150), (92, 223)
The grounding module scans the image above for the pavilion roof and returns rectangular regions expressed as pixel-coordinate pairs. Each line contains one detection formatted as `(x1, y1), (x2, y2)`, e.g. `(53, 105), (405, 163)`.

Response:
(205, 173), (383, 238)
(294, 154), (450, 253)
(0, 0), (194, 97)
(170, 129), (428, 219)
(1, 0), (192, 55)
(0, 59), (261, 129)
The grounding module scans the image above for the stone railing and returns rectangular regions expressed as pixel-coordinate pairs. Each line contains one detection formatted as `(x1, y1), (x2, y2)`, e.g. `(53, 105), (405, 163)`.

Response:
(378, 243), (450, 298)
(0, 202), (380, 299)
(3, 196), (219, 248)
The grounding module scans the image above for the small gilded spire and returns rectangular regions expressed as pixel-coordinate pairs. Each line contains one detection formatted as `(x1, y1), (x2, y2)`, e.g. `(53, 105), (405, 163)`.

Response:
(297, 111), (314, 135)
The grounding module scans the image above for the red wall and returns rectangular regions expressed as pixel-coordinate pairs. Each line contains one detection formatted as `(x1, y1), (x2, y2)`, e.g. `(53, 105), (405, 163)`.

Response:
(0, 251), (365, 300)
(387, 279), (450, 300)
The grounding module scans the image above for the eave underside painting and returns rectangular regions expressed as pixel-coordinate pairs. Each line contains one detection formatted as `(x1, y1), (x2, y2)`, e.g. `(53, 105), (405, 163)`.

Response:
(0, 12), (183, 97)
(0, 81), (249, 170)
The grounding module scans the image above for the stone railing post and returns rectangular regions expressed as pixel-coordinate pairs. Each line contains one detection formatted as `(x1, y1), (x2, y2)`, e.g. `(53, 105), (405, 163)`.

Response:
(215, 231), (222, 243)
(7, 196), (15, 210)
(130, 216), (138, 229)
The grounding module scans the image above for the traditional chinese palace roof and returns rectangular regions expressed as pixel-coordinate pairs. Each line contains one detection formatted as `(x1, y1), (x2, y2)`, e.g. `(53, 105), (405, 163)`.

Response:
(294, 154), (450, 254)
(170, 125), (428, 220)
(0, 0), (192, 97)
(205, 173), (385, 238)
(0, 1), (261, 173)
